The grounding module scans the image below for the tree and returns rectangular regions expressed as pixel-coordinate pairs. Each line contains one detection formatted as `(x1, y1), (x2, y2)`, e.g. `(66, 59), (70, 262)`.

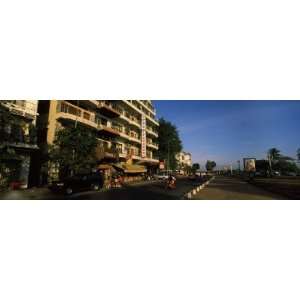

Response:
(267, 147), (299, 175)
(297, 148), (300, 161)
(158, 118), (182, 170)
(49, 125), (98, 178)
(273, 160), (298, 174)
(206, 160), (216, 171)
(192, 163), (200, 174)
(268, 148), (281, 162)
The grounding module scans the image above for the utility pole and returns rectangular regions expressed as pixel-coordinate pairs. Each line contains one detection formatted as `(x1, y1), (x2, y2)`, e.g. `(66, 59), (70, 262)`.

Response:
(268, 153), (272, 175)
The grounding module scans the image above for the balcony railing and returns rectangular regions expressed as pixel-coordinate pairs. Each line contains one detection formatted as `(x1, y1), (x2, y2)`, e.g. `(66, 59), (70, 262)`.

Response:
(1, 101), (37, 120)
(98, 101), (122, 118)
(0, 127), (38, 148)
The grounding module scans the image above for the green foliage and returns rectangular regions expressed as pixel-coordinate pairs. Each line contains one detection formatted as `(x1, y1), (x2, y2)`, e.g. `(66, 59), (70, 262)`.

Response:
(49, 126), (98, 177)
(267, 147), (299, 174)
(158, 118), (182, 170)
(192, 163), (200, 174)
(268, 148), (281, 161)
(273, 160), (299, 174)
(206, 160), (216, 171)
(184, 165), (192, 174)
(297, 148), (300, 161)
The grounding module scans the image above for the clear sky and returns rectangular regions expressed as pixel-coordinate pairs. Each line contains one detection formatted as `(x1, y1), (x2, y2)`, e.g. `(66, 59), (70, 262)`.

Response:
(153, 100), (300, 170)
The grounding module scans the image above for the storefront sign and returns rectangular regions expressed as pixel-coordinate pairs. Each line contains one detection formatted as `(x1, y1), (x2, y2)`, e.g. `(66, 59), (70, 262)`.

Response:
(141, 114), (147, 158)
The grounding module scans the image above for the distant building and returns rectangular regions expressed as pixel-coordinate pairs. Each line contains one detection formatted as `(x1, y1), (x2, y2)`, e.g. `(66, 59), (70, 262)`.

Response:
(176, 151), (192, 174)
(0, 100), (39, 188)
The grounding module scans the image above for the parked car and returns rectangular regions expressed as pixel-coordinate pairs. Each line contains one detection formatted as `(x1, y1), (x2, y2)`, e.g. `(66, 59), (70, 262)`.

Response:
(272, 171), (281, 176)
(285, 172), (297, 177)
(49, 171), (104, 195)
(255, 171), (264, 177)
(154, 171), (170, 180)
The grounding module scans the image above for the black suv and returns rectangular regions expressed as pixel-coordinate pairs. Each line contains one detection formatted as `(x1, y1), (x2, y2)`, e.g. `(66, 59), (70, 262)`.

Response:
(49, 171), (104, 195)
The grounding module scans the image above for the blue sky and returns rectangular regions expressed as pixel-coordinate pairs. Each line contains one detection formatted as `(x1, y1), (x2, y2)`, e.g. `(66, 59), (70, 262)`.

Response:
(153, 100), (300, 169)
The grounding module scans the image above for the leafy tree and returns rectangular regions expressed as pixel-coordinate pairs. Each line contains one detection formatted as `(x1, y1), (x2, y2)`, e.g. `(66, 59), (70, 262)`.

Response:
(297, 148), (300, 161)
(158, 118), (182, 170)
(273, 160), (298, 174)
(192, 163), (200, 174)
(184, 165), (192, 175)
(206, 160), (216, 171)
(0, 103), (30, 189)
(49, 125), (98, 178)
(268, 148), (281, 162)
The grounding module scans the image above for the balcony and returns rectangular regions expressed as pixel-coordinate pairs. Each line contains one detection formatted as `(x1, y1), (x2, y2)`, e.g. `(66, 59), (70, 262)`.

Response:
(0, 126), (38, 150)
(56, 101), (97, 130)
(147, 142), (159, 150)
(146, 128), (158, 137)
(1, 101), (37, 120)
(97, 124), (121, 137)
(66, 100), (99, 110)
(98, 101), (121, 118)
(95, 142), (121, 160)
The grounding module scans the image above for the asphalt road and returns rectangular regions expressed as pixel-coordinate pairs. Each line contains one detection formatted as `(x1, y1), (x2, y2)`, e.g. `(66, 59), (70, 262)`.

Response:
(192, 176), (285, 200)
(0, 177), (206, 200)
(70, 177), (204, 200)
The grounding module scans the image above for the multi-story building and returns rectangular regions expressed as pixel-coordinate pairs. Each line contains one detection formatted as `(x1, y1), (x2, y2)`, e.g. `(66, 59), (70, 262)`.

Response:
(36, 100), (160, 182)
(176, 151), (192, 174)
(0, 100), (39, 188)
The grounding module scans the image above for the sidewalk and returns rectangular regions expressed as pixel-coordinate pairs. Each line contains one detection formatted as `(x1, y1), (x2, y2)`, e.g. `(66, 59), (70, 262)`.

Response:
(0, 187), (63, 200)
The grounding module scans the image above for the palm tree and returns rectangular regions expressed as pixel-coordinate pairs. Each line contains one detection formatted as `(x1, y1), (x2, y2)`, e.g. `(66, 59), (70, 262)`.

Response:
(268, 148), (281, 162)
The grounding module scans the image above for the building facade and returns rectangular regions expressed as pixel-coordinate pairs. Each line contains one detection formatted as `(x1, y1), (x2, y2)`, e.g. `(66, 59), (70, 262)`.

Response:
(0, 100), (39, 188)
(37, 100), (160, 182)
(176, 151), (192, 174)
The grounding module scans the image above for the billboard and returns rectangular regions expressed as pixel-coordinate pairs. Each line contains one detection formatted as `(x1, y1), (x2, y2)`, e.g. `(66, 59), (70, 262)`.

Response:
(243, 158), (256, 172)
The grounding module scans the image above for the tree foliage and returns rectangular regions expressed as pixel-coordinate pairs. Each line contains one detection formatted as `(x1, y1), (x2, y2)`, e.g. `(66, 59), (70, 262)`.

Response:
(49, 125), (98, 178)
(297, 148), (300, 161)
(268, 148), (281, 162)
(267, 147), (299, 174)
(158, 118), (182, 170)
(192, 163), (200, 173)
(206, 160), (216, 171)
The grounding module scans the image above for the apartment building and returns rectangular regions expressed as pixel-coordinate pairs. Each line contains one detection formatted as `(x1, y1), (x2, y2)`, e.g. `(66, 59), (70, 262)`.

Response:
(176, 151), (192, 174)
(37, 100), (160, 181)
(0, 100), (39, 188)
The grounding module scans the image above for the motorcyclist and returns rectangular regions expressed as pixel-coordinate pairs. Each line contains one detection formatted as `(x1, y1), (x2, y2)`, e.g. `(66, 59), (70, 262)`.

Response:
(166, 174), (176, 189)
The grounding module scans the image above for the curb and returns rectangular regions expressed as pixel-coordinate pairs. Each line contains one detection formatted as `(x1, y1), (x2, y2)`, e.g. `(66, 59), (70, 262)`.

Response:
(183, 176), (215, 199)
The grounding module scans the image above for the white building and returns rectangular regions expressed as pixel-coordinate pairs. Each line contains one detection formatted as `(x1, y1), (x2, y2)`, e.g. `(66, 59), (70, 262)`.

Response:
(176, 151), (192, 174)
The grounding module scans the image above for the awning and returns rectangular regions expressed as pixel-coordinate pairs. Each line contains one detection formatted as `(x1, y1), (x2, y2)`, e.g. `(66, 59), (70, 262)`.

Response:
(97, 164), (113, 170)
(113, 163), (146, 174)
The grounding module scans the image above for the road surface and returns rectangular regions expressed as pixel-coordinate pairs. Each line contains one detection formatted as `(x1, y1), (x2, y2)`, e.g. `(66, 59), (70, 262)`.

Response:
(70, 177), (204, 200)
(192, 176), (285, 200)
(0, 177), (206, 200)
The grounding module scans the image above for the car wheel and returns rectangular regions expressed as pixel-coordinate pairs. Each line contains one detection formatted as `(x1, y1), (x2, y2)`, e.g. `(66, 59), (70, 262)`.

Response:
(65, 187), (73, 195)
(91, 183), (100, 191)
